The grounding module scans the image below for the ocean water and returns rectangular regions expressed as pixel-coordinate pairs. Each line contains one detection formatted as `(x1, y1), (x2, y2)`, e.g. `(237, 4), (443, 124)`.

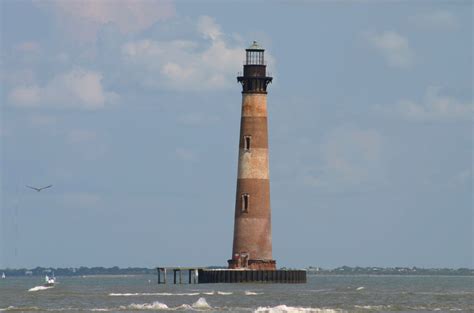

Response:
(0, 274), (472, 312)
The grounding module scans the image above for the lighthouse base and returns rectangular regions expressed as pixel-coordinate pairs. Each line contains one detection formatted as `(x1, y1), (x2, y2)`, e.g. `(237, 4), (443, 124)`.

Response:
(228, 259), (276, 270)
(198, 269), (306, 284)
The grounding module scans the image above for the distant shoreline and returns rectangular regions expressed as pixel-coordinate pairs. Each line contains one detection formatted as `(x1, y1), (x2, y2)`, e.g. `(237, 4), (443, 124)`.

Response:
(0, 266), (472, 277)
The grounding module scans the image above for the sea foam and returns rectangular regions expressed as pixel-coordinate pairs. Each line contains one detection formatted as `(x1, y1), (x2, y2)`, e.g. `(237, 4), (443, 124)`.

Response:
(217, 291), (233, 295)
(125, 301), (169, 310)
(192, 297), (212, 309)
(28, 285), (54, 292)
(0, 306), (41, 311)
(245, 291), (263, 295)
(203, 291), (215, 295)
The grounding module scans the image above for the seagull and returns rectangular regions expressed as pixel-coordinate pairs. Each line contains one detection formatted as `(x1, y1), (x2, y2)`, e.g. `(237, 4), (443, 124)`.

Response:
(26, 185), (53, 192)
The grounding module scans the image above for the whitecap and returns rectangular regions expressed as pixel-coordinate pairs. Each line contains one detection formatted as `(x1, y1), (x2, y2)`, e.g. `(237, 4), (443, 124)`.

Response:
(192, 297), (212, 309)
(203, 291), (215, 295)
(126, 301), (169, 310)
(245, 291), (263, 296)
(175, 304), (193, 310)
(354, 305), (387, 310)
(0, 306), (42, 311)
(28, 285), (54, 292)
(217, 291), (233, 295)
(109, 293), (140, 296)
(308, 289), (331, 293)
(255, 305), (345, 313)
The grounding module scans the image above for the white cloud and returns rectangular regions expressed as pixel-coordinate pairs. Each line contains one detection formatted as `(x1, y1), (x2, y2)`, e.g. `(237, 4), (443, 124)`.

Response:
(378, 86), (473, 122)
(197, 15), (222, 41)
(39, 0), (175, 42)
(412, 10), (459, 30)
(304, 126), (385, 191)
(8, 68), (119, 110)
(121, 16), (273, 91)
(367, 31), (414, 68)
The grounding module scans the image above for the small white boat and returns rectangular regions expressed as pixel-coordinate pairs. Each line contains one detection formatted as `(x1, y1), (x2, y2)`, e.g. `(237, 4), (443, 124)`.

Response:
(1, 272), (5, 279)
(43, 275), (55, 287)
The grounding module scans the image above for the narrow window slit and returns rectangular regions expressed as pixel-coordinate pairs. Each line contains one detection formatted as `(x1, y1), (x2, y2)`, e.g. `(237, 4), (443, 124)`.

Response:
(244, 136), (251, 151)
(241, 193), (249, 213)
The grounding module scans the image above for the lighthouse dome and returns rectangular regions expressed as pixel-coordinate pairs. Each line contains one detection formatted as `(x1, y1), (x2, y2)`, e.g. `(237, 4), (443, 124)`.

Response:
(247, 41), (264, 51)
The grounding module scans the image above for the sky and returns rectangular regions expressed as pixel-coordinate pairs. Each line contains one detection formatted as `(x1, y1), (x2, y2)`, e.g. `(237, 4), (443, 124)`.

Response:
(0, 0), (472, 269)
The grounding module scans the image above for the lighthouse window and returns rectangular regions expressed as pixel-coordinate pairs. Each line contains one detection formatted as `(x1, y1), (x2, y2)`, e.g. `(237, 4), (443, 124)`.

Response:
(244, 136), (251, 151)
(241, 193), (249, 213)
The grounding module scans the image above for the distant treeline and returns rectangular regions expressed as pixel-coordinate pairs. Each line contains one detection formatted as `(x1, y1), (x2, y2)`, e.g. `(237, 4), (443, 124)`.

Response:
(305, 266), (473, 276)
(0, 266), (155, 277)
(0, 266), (472, 277)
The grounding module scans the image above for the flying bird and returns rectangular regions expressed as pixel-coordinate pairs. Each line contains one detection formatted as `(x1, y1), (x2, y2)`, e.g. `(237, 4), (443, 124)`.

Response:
(26, 185), (53, 192)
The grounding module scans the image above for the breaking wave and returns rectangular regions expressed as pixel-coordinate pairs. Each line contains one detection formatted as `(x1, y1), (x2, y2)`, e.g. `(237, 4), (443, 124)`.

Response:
(28, 285), (54, 292)
(217, 291), (232, 295)
(0, 307), (41, 312)
(255, 305), (345, 313)
(245, 291), (263, 295)
(192, 298), (212, 309)
(202, 291), (215, 295)
(354, 305), (390, 310)
(125, 301), (169, 310)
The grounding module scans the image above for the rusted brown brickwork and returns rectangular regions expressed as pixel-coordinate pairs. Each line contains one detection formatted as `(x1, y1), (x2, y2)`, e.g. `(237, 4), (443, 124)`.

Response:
(229, 42), (275, 271)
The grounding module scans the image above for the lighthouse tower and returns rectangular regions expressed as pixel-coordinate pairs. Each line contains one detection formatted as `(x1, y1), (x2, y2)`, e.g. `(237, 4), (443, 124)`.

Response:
(228, 41), (276, 270)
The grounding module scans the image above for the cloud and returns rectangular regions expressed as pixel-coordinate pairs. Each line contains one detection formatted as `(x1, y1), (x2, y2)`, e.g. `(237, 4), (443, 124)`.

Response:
(120, 16), (253, 91)
(367, 31), (414, 68)
(39, 0), (175, 42)
(197, 15), (222, 41)
(8, 68), (119, 110)
(411, 10), (459, 30)
(377, 86), (473, 122)
(304, 126), (385, 192)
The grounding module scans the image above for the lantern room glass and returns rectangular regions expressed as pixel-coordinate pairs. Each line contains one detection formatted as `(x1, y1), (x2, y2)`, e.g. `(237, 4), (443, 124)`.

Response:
(246, 50), (264, 65)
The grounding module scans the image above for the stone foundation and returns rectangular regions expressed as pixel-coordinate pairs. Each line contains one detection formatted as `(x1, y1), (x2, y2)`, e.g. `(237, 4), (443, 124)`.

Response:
(228, 259), (276, 270)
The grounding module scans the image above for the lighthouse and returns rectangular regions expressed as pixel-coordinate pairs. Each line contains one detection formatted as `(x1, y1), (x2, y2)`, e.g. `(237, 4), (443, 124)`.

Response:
(158, 42), (306, 283)
(228, 41), (276, 270)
